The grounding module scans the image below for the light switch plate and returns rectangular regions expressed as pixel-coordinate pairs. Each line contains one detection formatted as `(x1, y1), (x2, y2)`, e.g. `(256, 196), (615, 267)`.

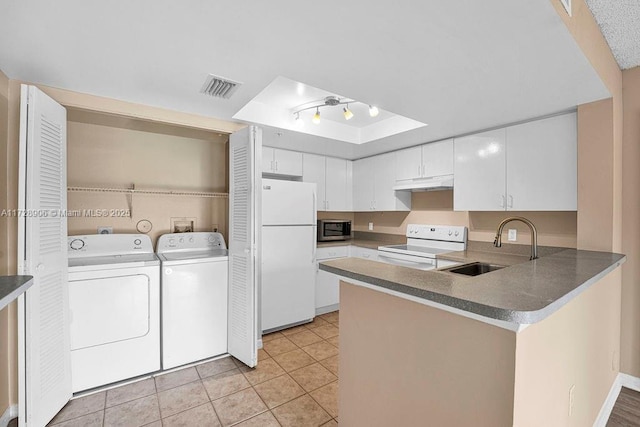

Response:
(508, 229), (517, 241)
(368, 222), (374, 231)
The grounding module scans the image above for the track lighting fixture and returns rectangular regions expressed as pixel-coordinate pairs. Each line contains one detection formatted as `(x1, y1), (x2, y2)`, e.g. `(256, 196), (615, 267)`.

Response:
(293, 96), (381, 124)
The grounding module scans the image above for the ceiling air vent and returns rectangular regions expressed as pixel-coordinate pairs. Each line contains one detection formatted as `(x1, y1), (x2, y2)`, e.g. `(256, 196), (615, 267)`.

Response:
(200, 74), (242, 99)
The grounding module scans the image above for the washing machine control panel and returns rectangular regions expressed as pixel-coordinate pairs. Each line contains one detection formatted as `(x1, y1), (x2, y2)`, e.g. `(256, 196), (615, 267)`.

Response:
(156, 232), (227, 252)
(67, 234), (154, 257)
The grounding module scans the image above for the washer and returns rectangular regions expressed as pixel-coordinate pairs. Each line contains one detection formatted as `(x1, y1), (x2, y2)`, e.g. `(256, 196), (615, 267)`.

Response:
(157, 232), (229, 370)
(67, 234), (160, 392)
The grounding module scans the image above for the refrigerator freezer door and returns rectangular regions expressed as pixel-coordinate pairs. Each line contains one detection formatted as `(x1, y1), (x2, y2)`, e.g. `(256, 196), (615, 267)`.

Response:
(262, 178), (316, 226)
(261, 225), (316, 331)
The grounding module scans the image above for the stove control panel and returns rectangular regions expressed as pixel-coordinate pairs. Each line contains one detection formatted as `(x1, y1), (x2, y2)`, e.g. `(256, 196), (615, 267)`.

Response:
(406, 224), (467, 243)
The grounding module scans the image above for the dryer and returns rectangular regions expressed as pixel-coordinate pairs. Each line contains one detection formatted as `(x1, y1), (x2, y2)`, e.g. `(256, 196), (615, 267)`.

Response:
(157, 232), (228, 370)
(68, 234), (160, 392)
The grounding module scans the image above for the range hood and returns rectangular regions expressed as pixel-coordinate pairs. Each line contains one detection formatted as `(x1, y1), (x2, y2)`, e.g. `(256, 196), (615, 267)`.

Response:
(392, 175), (454, 192)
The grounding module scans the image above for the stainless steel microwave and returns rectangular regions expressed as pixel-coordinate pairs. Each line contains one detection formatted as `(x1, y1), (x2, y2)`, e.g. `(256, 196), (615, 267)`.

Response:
(317, 219), (352, 242)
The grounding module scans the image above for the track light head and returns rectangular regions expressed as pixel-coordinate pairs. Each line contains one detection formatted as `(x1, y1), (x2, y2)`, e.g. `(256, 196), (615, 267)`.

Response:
(312, 108), (321, 124)
(343, 105), (354, 120)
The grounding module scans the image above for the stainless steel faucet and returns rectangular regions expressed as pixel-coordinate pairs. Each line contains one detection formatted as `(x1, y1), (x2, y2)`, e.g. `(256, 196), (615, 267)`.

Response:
(493, 216), (538, 260)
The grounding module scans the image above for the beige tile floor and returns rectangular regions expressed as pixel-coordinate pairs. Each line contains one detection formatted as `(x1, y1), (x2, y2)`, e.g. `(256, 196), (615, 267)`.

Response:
(48, 311), (340, 427)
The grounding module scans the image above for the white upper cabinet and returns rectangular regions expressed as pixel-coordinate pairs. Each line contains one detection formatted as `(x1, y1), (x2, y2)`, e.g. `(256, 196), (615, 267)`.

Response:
(325, 157), (351, 211)
(353, 157), (375, 211)
(395, 139), (453, 182)
(453, 113), (577, 211)
(423, 139), (454, 177)
(454, 129), (507, 211)
(263, 147), (303, 177)
(302, 153), (326, 209)
(506, 113), (577, 210)
(354, 153), (410, 211)
(302, 154), (351, 211)
(395, 146), (422, 181)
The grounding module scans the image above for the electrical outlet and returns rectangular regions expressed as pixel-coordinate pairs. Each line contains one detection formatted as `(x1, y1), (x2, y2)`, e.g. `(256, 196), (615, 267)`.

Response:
(97, 226), (113, 234)
(211, 223), (219, 233)
(368, 222), (374, 231)
(568, 385), (575, 416)
(508, 229), (517, 241)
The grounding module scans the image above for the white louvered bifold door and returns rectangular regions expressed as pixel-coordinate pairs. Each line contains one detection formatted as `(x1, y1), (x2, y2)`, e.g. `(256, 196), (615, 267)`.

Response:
(17, 85), (71, 427)
(228, 126), (261, 368)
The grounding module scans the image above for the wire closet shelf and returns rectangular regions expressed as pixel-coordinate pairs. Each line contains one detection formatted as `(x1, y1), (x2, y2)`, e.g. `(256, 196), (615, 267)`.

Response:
(67, 185), (229, 199)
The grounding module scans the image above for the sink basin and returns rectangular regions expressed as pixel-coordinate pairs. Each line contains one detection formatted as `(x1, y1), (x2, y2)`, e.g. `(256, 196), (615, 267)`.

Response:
(441, 262), (506, 277)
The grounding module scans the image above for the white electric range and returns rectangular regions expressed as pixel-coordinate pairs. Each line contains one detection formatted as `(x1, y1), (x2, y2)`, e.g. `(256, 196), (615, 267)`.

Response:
(377, 224), (468, 270)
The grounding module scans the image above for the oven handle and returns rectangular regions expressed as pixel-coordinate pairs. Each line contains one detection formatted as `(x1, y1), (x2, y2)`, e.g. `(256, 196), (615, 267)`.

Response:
(377, 251), (436, 268)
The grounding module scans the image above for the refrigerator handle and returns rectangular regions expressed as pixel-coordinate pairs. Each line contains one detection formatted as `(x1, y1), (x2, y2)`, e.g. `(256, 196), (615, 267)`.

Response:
(312, 239), (316, 263)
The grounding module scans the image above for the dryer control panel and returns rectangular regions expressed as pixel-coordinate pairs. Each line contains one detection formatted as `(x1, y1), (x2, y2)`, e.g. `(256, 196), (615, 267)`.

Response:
(68, 234), (154, 257)
(156, 232), (227, 253)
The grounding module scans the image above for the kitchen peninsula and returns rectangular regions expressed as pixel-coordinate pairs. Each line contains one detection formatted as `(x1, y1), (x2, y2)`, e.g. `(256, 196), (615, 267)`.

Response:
(321, 247), (625, 426)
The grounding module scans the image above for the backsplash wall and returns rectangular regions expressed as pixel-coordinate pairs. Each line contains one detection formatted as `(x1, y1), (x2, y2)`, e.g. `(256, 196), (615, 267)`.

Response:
(354, 190), (577, 248)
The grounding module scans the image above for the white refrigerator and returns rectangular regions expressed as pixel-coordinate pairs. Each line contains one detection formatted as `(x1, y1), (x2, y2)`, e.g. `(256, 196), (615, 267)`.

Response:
(261, 178), (317, 332)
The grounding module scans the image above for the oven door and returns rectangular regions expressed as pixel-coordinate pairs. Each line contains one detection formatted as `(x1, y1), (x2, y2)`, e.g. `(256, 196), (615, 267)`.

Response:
(376, 250), (436, 271)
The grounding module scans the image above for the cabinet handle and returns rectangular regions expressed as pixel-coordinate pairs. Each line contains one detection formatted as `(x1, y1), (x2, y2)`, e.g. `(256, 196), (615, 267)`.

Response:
(418, 165), (421, 176)
(326, 200), (330, 210)
(508, 195), (514, 208)
(270, 160), (274, 172)
(275, 161), (278, 171)
(422, 164), (425, 177)
(500, 195), (506, 208)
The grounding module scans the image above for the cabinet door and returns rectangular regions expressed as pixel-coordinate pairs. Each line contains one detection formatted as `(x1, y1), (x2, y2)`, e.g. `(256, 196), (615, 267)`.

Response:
(395, 146), (422, 181)
(262, 146), (275, 173)
(353, 157), (374, 211)
(316, 268), (340, 309)
(325, 157), (349, 211)
(422, 139), (453, 177)
(375, 152), (410, 211)
(303, 154), (326, 210)
(351, 246), (379, 261)
(506, 113), (577, 210)
(453, 129), (506, 211)
(274, 149), (303, 177)
(345, 161), (353, 211)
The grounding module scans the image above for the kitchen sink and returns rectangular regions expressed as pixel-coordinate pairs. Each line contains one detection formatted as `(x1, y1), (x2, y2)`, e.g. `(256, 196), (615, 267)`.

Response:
(441, 262), (506, 277)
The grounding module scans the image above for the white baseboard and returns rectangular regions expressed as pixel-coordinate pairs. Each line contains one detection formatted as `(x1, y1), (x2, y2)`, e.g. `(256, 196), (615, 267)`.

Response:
(0, 405), (18, 427)
(619, 372), (640, 392)
(315, 304), (339, 316)
(594, 372), (640, 427)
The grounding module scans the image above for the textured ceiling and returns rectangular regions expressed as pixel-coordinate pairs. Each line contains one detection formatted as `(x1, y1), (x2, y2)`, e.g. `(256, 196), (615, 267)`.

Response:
(586, 0), (640, 70)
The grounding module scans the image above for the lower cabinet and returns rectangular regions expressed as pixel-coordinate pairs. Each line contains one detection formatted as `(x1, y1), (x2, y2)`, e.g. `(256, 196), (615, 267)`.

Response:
(315, 245), (382, 315)
(316, 246), (349, 315)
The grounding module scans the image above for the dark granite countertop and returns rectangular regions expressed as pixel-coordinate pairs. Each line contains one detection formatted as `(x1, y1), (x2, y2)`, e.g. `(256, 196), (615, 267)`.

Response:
(0, 275), (34, 311)
(319, 248), (625, 325)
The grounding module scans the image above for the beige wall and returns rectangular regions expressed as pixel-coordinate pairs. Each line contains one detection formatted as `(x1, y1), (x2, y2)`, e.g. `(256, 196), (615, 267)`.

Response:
(339, 281), (516, 426)
(354, 191), (578, 248)
(621, 66), (640, 376)
(513, 269), (621, 426)
(66, 110), (228, 244)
